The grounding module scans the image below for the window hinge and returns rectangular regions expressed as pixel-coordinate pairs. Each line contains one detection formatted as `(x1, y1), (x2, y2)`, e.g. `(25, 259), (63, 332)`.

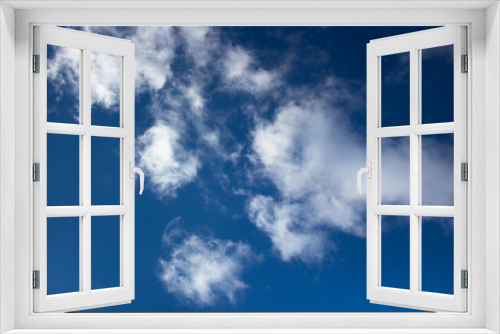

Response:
(461, 54), (468, 73)
(33, 163), (40, 182)
(33, 54), (40, 73)
(461, 270), (468, 289)
(33, 270), (40, 289)
(461, 162), (468, 182)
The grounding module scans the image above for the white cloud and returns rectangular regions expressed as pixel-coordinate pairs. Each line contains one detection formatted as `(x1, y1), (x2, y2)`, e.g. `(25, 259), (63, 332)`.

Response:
(47, 26), (176, 119)
(46, 45), (81, 119)
(47, 46), (80, 92)
(131, 26), (176, 91)
(380, 137), (410, 204)
(248, 90), (455, 263)
(83, 26), (176, 92)
(158, 219), (256, 306)
(248, 195), (326, 262)
(137, 122), (200, 197)
(179, 26), (215, 68)
(73, 27), (243, 166)
(182, 82), (205, 116)
(421, 136), (454, 206)
(90, 52), (121, 110)
(248, 99), (365, 262)
(223, 46), (279, 93)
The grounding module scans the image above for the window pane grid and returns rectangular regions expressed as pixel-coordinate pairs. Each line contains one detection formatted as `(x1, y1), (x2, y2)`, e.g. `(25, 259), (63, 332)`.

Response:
(35, 25), (135, 313)
(376, 46), (457, 296)
(44, 48), (125, 294)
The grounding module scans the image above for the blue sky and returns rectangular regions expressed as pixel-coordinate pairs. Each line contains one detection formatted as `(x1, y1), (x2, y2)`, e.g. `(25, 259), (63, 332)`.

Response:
(45, 26), (455, 312)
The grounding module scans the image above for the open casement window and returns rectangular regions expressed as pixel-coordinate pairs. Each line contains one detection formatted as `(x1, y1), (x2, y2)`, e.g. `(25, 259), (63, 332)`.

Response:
(365, 26), (467, 312)
(33, 26), (138, 312)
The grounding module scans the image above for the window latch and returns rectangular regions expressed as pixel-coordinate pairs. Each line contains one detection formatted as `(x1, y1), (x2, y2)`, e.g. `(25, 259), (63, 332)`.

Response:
(357, 161), (372, 195)
(129, 162), (144, 195)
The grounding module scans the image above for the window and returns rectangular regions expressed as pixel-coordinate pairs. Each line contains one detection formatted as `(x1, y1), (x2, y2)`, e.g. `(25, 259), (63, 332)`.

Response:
(365, 26), (467, 312)
(3, 2), (497, 333)
(33, 26), (138, 312)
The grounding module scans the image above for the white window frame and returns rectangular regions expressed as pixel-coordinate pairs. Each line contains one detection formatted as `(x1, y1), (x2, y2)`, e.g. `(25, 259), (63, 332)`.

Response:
(33, 26), (136, 313)
(1, 1), (499, 333)
(366, 26), (468, 312)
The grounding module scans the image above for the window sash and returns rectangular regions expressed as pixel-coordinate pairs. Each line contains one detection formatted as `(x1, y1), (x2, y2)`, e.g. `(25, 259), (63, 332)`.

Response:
(366, 26), (468, 312)
(32, 25), (136, 313)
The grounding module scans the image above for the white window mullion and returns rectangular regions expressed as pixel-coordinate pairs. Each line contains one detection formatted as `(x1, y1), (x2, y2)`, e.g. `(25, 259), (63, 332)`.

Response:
(416, 48), (423, 293)
(79, 47), (84, 294)
(409, 47), (420, 295)
(82, 47), (92, 295)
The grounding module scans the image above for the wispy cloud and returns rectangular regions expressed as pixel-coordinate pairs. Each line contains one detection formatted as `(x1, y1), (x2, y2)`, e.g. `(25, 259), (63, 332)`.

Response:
(86, 26), (178, 92)
(49, 26), (177, 119)
(248, 195), (327, 262)
(90, 51), (121, 111)
(247, 80), (454, 262)
(247, 92), (366, 262)
(222, 46), (280, 94)
(137, 122), (200, 197)
(158, 218), (258, 307)
(179, 26), (217, 68)
(131, 26), (176, 91)
(47, 45), (80, 120)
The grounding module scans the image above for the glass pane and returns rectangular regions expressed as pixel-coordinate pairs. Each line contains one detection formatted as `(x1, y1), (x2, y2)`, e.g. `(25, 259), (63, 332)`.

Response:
(91, 137), (121, 205)
(421, 217), (454, 295)
(421, 134), (454, 206)
(381, 136), (410, 205)
(381, 52), (410, 127)
(381, 215), (410, 290)
(47, 217), (80, 295)
(91, 52), (121, 127)
(47, 134), (80, 206)
(47, 45), (80, 124)
(91, 216), (120, 290)
(421, 45), (454, 124)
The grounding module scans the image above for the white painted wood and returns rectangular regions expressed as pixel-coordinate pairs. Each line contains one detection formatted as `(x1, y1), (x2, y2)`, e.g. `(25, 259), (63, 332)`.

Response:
(46, 206), (130, 217)
(46, 123), (130, 138)
(409, 46), (419, 296)
(2, 329), (498, 334)
(82, 45), (92, 300)
(366, 26), (468, 312)
(372, 123), (454, 137)
(485, 3), (500, 332)
(10, 6), (489, 332)
(0, 2), (17, 333)
(32, 26), (135, 313)
(3, 0), (497, 10)
(372, 206), (455, 217)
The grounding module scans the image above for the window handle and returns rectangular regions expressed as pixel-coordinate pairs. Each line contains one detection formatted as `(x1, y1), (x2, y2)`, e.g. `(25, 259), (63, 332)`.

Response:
(357, 162), (372, 195)
(129, 162), (144, 195)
